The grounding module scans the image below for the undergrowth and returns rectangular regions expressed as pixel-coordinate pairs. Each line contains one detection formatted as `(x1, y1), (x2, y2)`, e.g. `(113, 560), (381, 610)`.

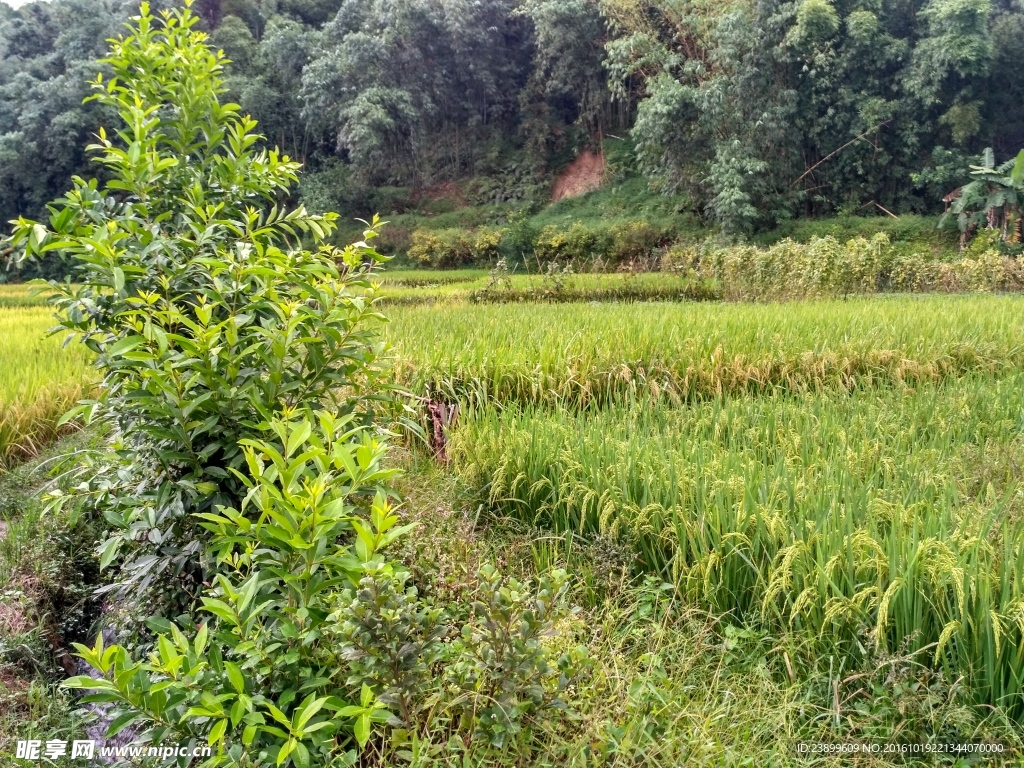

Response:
(0, 430), (107, 764)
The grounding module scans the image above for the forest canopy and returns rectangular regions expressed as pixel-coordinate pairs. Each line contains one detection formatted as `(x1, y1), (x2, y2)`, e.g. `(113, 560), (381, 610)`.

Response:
(2, 0), (1022, 237)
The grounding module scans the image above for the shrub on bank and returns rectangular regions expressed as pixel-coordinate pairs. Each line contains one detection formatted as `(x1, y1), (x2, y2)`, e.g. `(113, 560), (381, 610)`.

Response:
(408, 227), (506, 268)
(407, 218), (675, 270)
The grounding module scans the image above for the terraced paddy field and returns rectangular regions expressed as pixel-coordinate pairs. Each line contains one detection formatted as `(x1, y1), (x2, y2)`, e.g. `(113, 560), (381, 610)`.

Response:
(383, 290), (1024, 739)
(0, 304), (93, 468)
(368, 268), (717, 304)
(4, 275), (1024, 754)
(386, 295), (1024, 407)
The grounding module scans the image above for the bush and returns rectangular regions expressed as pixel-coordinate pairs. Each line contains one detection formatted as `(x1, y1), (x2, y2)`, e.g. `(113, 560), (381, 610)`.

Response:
(408, 227), (506, 268)
(759, 214), (958, 253)
(497, 210), (539, 264)
(607, 220), (668, 266)
(68, 417), (408, 764)
(11, 2), (394, 615)
(527, 220), (672, 269)
(534, 221), (610, 264)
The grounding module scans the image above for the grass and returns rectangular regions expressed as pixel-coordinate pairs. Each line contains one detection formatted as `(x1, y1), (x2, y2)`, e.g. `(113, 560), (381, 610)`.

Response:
(386, 294), (1024, 409)
(0, 432), (105, 764)
(0, 307), (93, 470)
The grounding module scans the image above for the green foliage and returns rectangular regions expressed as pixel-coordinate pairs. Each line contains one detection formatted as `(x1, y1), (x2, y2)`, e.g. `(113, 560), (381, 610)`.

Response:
(534, 221), (608, 264)
(0, 0), (121, 246)
(663, 233), (1016, 300)
(9, 1), (394, 611)
(792, 0), (840, 44)
(65, 417), (407, 765)
(332, 560), (590, 753)
(605, 0), (1024, 228)
(300, 0), (545, 185)
(408, 227), (506, 269)
(944, 148), (1024, 249)
(3, 0), (1024, 239)
(759, 213), (958, 253)
(333, 569), (446, 725)
(443, 565), (589, 749)
(405, 216), (675, 271)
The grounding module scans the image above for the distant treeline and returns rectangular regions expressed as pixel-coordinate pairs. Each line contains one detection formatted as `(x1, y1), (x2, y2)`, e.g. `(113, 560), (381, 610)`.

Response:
(2, 0), (1023, 244)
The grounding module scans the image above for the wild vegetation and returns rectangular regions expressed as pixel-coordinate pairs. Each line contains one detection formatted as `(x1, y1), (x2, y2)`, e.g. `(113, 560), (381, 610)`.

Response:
(3, 0), (1024, 764)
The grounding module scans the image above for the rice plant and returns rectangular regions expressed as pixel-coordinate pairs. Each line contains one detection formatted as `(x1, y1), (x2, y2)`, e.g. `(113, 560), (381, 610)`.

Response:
(0, 307), (93, 469)
(370, 270), (718, 305)
(373, 268), (488, 287)
(387, 294), (1024, 409)
(0, 284), (52, 308)
(448, 373), (1024, 717)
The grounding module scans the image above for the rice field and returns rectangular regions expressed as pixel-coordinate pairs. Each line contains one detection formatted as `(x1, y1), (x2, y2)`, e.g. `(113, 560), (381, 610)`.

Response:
(0, 283), (51, 308)
(5, 269), (1024, 728)
(0, 305), (93, 468)
(386, 294), (1024, 408)
(370, 269), (716, 305)
(449, 376), (1024, 716)
(382, 288), (1024, 724)
(375, 268), (487, 287)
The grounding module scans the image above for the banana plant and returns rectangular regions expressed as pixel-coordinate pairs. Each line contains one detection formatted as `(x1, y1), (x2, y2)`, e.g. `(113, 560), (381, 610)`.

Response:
(947, 147), (1024, 244)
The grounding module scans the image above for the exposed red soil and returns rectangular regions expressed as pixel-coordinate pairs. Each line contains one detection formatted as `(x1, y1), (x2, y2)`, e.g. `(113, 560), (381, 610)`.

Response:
(551, 150), (606, 201)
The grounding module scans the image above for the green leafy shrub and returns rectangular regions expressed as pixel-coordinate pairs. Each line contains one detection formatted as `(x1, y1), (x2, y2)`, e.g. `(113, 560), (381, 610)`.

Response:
(534, 221), (611, 264)
(497, 210), (539, 264)
(9, 6), (590, 765)
(66, 416), (408, 764)
(607, 220), (667, 266)
(330, 561), (590, 754)
(332, 569), (446, 725)
(10, 1), (395, 613)
(65, 482), (590, 764)
(525, 220), (672, 269)
(442, 565), (590, 750)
